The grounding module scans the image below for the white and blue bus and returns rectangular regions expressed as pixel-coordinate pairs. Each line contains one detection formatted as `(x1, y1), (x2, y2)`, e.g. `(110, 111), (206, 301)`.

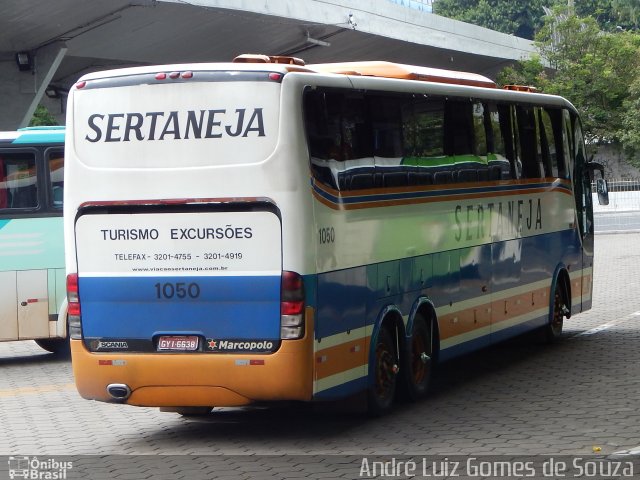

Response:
(64, 55), (607, 414)
(0, 126), (68, 354)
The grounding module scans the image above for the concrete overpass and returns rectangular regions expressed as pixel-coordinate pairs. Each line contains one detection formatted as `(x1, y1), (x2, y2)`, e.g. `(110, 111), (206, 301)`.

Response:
(0, 0), (535, 129)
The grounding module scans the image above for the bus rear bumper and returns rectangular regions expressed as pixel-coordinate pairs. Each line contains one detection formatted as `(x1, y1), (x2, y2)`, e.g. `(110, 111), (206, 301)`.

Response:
(70, 313), (314, 407)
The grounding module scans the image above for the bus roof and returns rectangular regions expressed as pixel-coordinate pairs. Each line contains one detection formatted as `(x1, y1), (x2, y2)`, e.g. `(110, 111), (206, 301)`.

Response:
(73, 54), (497, 89)
(0, 126), (65, 144)
(69, 54), (567, 101)
(230, 54), (496, 88)
(306, 61), (496, 88)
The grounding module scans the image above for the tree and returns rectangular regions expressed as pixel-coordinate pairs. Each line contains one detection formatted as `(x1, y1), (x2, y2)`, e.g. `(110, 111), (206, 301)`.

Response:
(29, 105), (58, 127)
(433, 0), (639, 37)
(533, 11), (640, 144)
(496, 55), (546, 88)
(573, 0), (639, 31)
(619, 75), (640, 164)
(612, 0), (639, 30)
(433, 0), (550, 39)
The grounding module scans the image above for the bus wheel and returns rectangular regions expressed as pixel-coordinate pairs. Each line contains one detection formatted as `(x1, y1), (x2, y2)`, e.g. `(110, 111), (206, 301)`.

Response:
(35, 338), (70, 356)
(368, 327), (398, 415)
(546, 283), (566, 342)
(403, 313), (433, 401)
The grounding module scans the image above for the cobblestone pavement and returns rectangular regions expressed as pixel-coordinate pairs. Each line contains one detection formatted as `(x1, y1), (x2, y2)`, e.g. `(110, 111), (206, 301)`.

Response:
(0, 234), (639, 479)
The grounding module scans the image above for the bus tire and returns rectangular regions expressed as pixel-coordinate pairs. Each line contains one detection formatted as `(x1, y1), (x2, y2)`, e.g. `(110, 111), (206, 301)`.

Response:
(367, 326), (398, 416)
(544, 282), (566, 342)
(35, 337), (70, 356)
(403, 313), (433, 401)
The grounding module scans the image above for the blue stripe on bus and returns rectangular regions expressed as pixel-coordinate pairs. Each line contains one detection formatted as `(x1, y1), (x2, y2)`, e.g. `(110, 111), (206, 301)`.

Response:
(314, 229), (580, 341)
(0, 220), (9, 231)
(439, 335), (490, 363)
(79, 275), (281, 340)
(437, 313), (548, 362)
(490, 315), (548, 345)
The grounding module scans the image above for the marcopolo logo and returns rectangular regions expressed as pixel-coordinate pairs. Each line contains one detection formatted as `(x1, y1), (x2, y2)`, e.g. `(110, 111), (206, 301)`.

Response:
(8, 456), (72, 479)
(206, 339), (276, 352)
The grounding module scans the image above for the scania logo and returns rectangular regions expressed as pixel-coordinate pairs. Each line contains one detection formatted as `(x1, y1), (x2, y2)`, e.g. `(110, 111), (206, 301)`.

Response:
(94, 341), (129, 350)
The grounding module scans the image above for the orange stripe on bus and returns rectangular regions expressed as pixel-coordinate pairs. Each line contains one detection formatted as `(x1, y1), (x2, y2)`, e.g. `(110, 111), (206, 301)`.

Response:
(438, 304), (491, 339)
(314, 336), (370, 380)
(490, 287), (550, 326)
(438, 286), (550, 340)
(581, 274), (592, 296)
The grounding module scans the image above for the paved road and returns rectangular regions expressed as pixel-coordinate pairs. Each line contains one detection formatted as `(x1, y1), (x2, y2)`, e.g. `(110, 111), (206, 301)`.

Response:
(1, 233), (640, 479)
(595, 211), (640, 233)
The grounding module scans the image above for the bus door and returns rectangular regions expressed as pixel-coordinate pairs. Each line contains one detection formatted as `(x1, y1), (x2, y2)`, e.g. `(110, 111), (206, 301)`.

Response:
(571, 118), (594, 312)
(0, 147), (51, 340)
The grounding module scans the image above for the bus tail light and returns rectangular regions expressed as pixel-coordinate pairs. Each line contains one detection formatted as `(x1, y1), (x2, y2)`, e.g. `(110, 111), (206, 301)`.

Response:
(281, 271), (304, 339)
(67, 274), (83, 340)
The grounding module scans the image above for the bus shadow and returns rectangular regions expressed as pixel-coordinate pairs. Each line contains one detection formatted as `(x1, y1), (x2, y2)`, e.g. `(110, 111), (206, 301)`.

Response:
(0, 350), (70, 367)
(128, 333), (568, 448)
(164, 396), (372, 437)
(429, 332), (557, 394)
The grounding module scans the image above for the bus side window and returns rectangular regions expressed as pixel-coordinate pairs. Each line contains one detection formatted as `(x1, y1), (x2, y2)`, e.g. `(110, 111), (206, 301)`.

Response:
(48, 150), (64, 208)
(304, 89), (342, 189)
(515, 106), (544, 179)
(497, 104), (519, 179)
(562, 109), (574, 179)
(0, 153), (38, 210)
(484, 103), (511, 180)
(403, 95), (445, 157)
(370, 94), (404, 158)
(537, 107), (566, 179)
(572, 116), (592, 236)
(444, 99), (474, 156)
(402, 95), (446, 184)
(304, 88), (375, 191)
(0, 157), (6, 208)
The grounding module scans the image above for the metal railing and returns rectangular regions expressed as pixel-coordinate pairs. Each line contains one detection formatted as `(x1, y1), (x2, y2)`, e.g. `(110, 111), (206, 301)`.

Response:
(593, 179), (640, 213)
(387, 0), (433, 13)
(593, 179), (640, 232)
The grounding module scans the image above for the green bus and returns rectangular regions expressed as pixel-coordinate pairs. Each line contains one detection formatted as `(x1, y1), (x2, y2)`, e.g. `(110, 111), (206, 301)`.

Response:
(0, 126), (68, 354)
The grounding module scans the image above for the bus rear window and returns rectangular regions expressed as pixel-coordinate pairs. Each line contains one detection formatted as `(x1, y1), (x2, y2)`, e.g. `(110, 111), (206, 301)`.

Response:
(0, 153), (38, 210)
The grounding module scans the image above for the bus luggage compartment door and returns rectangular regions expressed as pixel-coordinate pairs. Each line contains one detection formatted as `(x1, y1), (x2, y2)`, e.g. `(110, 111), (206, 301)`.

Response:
(74, 205), (283, 353)
(17, 270), (49, 339)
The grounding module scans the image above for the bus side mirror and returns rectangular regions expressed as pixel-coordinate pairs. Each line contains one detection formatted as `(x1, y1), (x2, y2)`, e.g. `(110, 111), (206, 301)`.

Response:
(595, 178), (609, 206)
(587, 161), (609, 206)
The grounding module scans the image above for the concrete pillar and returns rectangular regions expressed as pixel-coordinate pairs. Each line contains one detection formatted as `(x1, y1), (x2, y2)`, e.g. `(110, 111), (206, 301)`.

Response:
(0, 41), (67, 130)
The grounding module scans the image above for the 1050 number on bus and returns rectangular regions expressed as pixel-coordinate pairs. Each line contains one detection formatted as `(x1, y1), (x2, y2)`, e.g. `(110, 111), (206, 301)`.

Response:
(154, 282), (201, 299)
(318, 227), (335, 244)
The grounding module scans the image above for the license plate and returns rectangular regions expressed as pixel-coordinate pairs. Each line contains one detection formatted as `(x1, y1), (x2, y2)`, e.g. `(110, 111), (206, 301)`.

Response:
(157, 335), (199, 351)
